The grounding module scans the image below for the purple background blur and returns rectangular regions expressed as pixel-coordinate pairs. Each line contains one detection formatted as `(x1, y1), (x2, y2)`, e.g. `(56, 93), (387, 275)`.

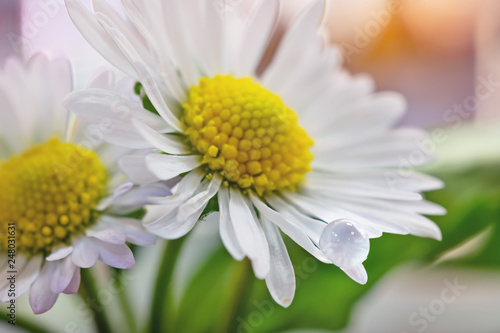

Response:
(0, 0), (19, 61)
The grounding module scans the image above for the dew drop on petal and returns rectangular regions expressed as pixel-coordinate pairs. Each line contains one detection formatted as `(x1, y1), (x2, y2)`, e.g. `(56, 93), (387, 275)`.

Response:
(319, 219), (370, 269)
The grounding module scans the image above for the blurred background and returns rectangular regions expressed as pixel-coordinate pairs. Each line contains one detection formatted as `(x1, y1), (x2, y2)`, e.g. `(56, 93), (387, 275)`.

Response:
(1, 0), (500, 332)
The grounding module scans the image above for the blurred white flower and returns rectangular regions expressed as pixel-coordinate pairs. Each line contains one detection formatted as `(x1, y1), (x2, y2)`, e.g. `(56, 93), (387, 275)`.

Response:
(0, 54), (161, 314)
(65, 0), (444, 307)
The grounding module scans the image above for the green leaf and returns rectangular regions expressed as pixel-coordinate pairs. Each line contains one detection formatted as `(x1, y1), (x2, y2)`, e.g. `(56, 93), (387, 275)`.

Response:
(173, 246), (240, 333)
(125, 208), (147, 220)
(134, 82), (142, 96)
(134, 81), (159, 116)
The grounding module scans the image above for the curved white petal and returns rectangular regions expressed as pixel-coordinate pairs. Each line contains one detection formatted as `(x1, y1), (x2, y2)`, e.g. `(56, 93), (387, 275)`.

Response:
(250, 193), (330, 263)
(101, 216), (156, 246)
(342, 264), (368, 285)
(261, 0), (325, 91)
(64, 0), (137, 77)
(87, 227), (127, 245)
(262, 217), (295, 307)
(228, 189), (270, 279)
(302, 180), (423, 201)
(94, 18), (183, 132)
(237, 0), (279, 75)
(266, 194), (326, 243)
(0, 256), (42, 302)
(64, 88), (169, 132)
(147, 176), (222, 239)
(63, 268), (81, 295)
(29, 263), (59, 314)
(96, 241), (135, 269)
(145, 153), (201, 180)
(119, 155), (161, 185)
(72, 238), (99, 268)
(46, 246), (74, 262)
(132, 119), (188, 155)
(218, 186), (245, 261)
(50, 258), (77, 294)
(282, 192), (388, 237)
(109, 183), (172, 214)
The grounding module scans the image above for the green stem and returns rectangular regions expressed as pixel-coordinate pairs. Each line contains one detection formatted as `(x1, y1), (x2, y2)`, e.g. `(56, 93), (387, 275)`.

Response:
(0, 310), (52, 333)
(216, 259), (253, 333)
(148, 237), (187, 333)
(79, 268), (113, 333)
(114, 270), (137, 333)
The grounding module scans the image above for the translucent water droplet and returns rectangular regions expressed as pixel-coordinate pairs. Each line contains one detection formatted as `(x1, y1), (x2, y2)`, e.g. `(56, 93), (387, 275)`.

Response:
(319, 219), (370, 269)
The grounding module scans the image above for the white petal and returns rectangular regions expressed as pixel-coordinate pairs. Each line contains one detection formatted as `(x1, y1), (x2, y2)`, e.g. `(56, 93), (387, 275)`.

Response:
(157, 0), (202, 85)
(319, 193), (446, 217)
(146, 169), (204, 207)
(302, 180), (423, 201)
(101, 216), (156, 246)
(63, 268), (81, 295)
(284, 191), (407, 236)
(95, 18), (183, 132)
(0, 256), (42, 302)
(64, 0), (136, 77)
(132, 118), (188, 155)
(50, 258), (77, 294)
(229, 189), (270, 279)
(109, 183), (172, 214)
(277, 47), (340, 112)
(262, 217), (295, 308)
(218, 186), (245, 260)
(133, 62), (184, 132)
(111, 182), (135, 199)
(96, 241), (135, 269)
(0, 81), (24, 154)
(92, 0), (154, 70)
(299, 73), (374, 126)
(237, 0), (279, 75)
(85, 69), (115, 90)
(250, 193), (330, 263)
(314, 127), (426, 156)
(145, 153), (201, 180)
(0, 255), (27, 294)
(87, 228), (127, 245)
(15, 256), (42, 300)
(307, 171), (444, 193)
(147, 176), (221, 239)
(64, 88), (169, 133)
(119, 155), (161, 185)
(46, 246), (74, 262)
(312, 193), (442, 240)
(124, 227), (156, 246)
(342, 264), (368, 285)
(266, 194), (326, 243)
(121, 0), (188, 101)
(72, 238), (99, 268)
(29, 263), (59, 314)
(310, 94), (408, 164)
(371, 172), (445, 192)
(261, 0), (325, 91)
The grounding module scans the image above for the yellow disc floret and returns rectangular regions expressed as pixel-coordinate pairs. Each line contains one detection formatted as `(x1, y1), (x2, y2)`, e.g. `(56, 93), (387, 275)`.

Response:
(183, 75), (314, 196)
(0, 138), (107, 256)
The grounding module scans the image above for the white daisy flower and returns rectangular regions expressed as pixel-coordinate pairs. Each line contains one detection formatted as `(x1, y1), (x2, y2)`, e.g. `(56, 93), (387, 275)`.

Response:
(64, 0), (445, 307)
(0, 54), (162, 314)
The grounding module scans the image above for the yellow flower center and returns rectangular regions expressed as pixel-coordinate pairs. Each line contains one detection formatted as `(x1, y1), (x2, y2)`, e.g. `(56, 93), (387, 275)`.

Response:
(182, 75), (314, 196)
(0, 138), (108, 257)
